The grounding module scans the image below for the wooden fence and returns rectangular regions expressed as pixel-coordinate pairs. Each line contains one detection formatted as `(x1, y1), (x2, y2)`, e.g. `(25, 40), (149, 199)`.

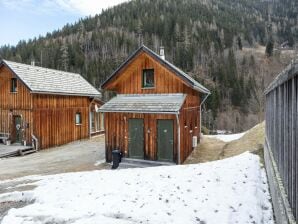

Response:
(265, 62), (298, 221)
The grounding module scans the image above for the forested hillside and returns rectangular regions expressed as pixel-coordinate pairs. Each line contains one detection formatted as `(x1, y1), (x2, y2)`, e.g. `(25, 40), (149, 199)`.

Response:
(1, 0), (298, 131)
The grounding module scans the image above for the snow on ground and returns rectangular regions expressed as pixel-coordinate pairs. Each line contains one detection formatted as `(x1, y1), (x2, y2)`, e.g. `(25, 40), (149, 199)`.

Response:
(204, 132), (246, 142)
(94, 159), (106, 166)
(0, 152), (273, 224)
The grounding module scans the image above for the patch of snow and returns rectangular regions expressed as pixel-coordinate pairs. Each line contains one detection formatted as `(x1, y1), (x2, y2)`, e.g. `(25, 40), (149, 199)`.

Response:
(204, 132), (246, 142)
(0, 191), (33, 204)
(94, 159), (106, 166)
(1, 153), (273, 224)
(214, 130), (232, 135)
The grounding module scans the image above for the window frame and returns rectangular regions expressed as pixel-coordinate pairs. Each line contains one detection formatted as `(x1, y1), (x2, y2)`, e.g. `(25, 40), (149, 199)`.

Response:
(90, 111), (95, 132)
(75, 112), (82, 125)
(142, 69), (155, 88)
(11, 78), (18, 93)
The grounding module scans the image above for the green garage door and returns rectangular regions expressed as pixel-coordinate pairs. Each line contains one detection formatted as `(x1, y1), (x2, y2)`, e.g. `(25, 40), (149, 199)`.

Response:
(157, 120), (174, 162)
(128, 119), (144, 159)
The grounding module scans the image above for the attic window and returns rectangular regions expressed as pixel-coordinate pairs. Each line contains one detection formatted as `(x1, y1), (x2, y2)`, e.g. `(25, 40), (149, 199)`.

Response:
(142, 69), (154, 88)
(11, 78), (17, 93)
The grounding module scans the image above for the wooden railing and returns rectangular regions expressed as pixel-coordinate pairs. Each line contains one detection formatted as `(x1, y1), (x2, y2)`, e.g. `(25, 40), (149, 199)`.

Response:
(265, 61), (298, 220)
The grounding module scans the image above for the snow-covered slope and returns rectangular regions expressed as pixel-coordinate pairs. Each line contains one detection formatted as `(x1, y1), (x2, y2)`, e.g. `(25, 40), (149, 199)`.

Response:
(0, 152), (273, 224)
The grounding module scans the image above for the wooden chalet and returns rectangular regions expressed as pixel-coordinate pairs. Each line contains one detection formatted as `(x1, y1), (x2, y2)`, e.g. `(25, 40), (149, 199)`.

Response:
(100, 45), (210, 164)
(0, 60), (104, 150)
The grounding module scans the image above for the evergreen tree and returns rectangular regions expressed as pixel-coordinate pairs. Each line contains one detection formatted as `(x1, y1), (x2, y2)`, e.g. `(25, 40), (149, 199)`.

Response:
(237, 36), (242, 50)
(265, 38), (274, 57)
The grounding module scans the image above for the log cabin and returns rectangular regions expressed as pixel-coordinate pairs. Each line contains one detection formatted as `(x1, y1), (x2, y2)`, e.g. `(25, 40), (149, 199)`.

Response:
(99, 45), (210, 164)
(0, 60), (104, 150)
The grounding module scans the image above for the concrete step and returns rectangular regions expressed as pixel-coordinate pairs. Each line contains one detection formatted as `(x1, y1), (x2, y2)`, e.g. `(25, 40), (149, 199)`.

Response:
(19, 149), (36, 156)
(118, 158), (175, 169)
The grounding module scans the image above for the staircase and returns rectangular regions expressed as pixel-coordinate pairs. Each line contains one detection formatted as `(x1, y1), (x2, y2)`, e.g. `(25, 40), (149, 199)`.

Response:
(0, 145), (36, 158)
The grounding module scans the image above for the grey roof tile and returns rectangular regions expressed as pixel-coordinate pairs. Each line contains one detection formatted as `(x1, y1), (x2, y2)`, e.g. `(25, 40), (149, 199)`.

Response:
(99, 94), (186, 114)
(1, 60), (101, 97)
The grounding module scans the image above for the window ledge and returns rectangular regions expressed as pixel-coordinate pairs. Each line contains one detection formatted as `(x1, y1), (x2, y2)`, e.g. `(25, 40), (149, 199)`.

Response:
(75, 124), (82, 126)
(141, 87), (155, 89)
(10, 92), (18, 94)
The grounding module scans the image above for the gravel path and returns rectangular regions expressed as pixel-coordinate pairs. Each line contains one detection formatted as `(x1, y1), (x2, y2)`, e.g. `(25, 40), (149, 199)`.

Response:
(0, 135), (107, 181)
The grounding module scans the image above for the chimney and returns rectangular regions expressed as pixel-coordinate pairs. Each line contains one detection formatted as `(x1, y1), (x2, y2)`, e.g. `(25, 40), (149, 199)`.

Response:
(160, 46), (165, 60)
(31, 59), (35, 66)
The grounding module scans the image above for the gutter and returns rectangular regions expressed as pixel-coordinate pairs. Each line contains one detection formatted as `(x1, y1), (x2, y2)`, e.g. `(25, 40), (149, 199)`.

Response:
(175, 112), (181, 164)
(199, 93), (210, 139)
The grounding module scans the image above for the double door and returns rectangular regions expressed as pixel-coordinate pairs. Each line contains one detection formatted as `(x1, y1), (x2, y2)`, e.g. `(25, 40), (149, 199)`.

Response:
(128, 118), (173, 162)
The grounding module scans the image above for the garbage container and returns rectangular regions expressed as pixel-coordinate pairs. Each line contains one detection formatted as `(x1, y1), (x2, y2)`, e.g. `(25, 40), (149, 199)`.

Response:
(112, 150), (122, 169)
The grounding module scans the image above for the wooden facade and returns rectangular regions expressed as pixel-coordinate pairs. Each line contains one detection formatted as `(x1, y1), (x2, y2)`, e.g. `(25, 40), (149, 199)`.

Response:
(0, 63), (103, 150)
(101, 46), (209, 164)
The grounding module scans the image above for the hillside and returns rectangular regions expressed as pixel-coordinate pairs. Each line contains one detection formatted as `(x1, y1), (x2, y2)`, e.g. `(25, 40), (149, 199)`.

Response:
(0, 0), (297, 131)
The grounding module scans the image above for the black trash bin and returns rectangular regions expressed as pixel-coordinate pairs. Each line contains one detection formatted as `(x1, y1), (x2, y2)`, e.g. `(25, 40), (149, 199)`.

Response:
(112, 150), (122, 169)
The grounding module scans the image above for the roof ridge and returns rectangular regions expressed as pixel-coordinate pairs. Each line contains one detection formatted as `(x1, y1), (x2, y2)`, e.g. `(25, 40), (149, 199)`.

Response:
(3, 59), (81, 76)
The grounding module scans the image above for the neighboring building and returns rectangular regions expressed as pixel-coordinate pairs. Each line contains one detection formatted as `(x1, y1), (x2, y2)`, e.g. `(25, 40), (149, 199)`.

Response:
(99, 45), (210, 164)
(90, 98), (105, 137)
(265, 62), (297, 223)
(0, 60), (103, 150)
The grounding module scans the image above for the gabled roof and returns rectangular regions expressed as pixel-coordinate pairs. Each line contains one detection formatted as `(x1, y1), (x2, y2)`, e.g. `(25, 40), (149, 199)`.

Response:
(98, 94), (186, 114)
(101, 45), (210, 94)
(0, 60), (101, 97)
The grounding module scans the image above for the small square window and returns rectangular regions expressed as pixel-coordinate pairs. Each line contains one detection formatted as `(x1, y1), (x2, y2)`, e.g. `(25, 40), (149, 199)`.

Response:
(75, 112), (82, 125)
(11, 78), (17, 93)
(142, 69), (154, 88)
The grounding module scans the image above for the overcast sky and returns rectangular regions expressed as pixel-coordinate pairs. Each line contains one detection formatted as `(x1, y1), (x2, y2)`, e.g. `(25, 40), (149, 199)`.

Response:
(0, 0), (129, 46)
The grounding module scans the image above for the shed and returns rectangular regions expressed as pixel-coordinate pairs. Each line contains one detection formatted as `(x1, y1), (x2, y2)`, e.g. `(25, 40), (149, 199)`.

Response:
(100, 45), (210, 164)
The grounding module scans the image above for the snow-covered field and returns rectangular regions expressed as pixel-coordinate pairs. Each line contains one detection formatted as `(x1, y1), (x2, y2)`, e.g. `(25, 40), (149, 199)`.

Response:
(0, 152), (273, 224)
(204, 132), (246, 142)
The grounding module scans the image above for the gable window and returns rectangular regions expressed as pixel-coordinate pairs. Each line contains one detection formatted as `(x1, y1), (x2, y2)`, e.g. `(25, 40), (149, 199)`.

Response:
(75, 112), (82, 125)
(142, 69), (154, 88)
(11, 78), (17, 93)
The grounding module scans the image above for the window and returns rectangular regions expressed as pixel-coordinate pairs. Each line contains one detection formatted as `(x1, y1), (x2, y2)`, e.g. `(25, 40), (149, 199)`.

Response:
(75, 112), (82, 125)
(96, 113), (100, 131)
(91, 112), (95, 132)
(142, 69), (154, 88)
(11, 78), (17, 93)
(100, 113), (104, 130)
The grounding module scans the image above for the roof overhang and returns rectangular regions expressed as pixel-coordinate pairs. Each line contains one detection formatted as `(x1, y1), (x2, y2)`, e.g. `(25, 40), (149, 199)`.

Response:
(30, 90), (100, 98)
(98, 94), (186, 114)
